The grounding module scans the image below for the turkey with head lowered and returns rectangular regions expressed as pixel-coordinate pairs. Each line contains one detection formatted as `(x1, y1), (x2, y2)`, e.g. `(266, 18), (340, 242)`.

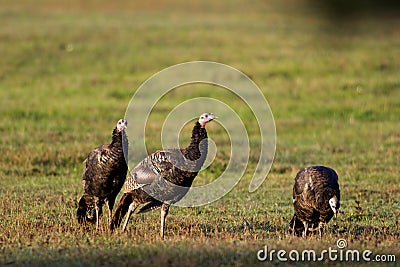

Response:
(289, 165), (340, 237)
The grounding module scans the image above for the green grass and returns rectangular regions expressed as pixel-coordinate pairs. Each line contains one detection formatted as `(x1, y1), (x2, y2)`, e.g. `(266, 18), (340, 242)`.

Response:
(1, 0), (399, 266)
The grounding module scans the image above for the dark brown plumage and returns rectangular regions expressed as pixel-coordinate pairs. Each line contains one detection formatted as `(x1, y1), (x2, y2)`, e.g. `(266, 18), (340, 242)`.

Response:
(77, 119), (128, 229)
(110, 112), (216, 239)
(289, 166), (340, 237)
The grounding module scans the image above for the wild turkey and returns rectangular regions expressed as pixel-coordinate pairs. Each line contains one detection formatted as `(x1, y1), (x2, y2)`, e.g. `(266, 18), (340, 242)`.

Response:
(77, 119), (128, 229)
(110, 112), (216, 239)
(289, 166), (340, 237)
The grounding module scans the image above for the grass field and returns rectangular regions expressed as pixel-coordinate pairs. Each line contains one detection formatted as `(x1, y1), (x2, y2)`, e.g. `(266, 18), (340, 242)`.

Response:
(1, 0), (399, 266)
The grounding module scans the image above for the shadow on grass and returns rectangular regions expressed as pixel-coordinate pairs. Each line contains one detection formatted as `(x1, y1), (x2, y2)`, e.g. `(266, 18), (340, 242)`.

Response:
(2, 242), (262, 267)
(335, 224), (400, 239)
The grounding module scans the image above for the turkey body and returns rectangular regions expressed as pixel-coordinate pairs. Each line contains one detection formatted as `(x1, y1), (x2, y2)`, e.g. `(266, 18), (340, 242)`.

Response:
(110, 113), (215, 238)
(77, 119), (128, 229)
(289, 166), (340, 236)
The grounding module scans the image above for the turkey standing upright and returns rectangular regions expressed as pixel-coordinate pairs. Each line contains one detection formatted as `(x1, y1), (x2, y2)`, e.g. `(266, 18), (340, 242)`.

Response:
(77, 119), (128, 229)
(289, 166), (340, 237)
(110, 112), (216, 239)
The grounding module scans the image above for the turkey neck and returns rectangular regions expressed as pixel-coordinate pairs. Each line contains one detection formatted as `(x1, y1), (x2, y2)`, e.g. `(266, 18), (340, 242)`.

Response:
(110, 128), (128, 159)
(184, 121), (208, 162)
